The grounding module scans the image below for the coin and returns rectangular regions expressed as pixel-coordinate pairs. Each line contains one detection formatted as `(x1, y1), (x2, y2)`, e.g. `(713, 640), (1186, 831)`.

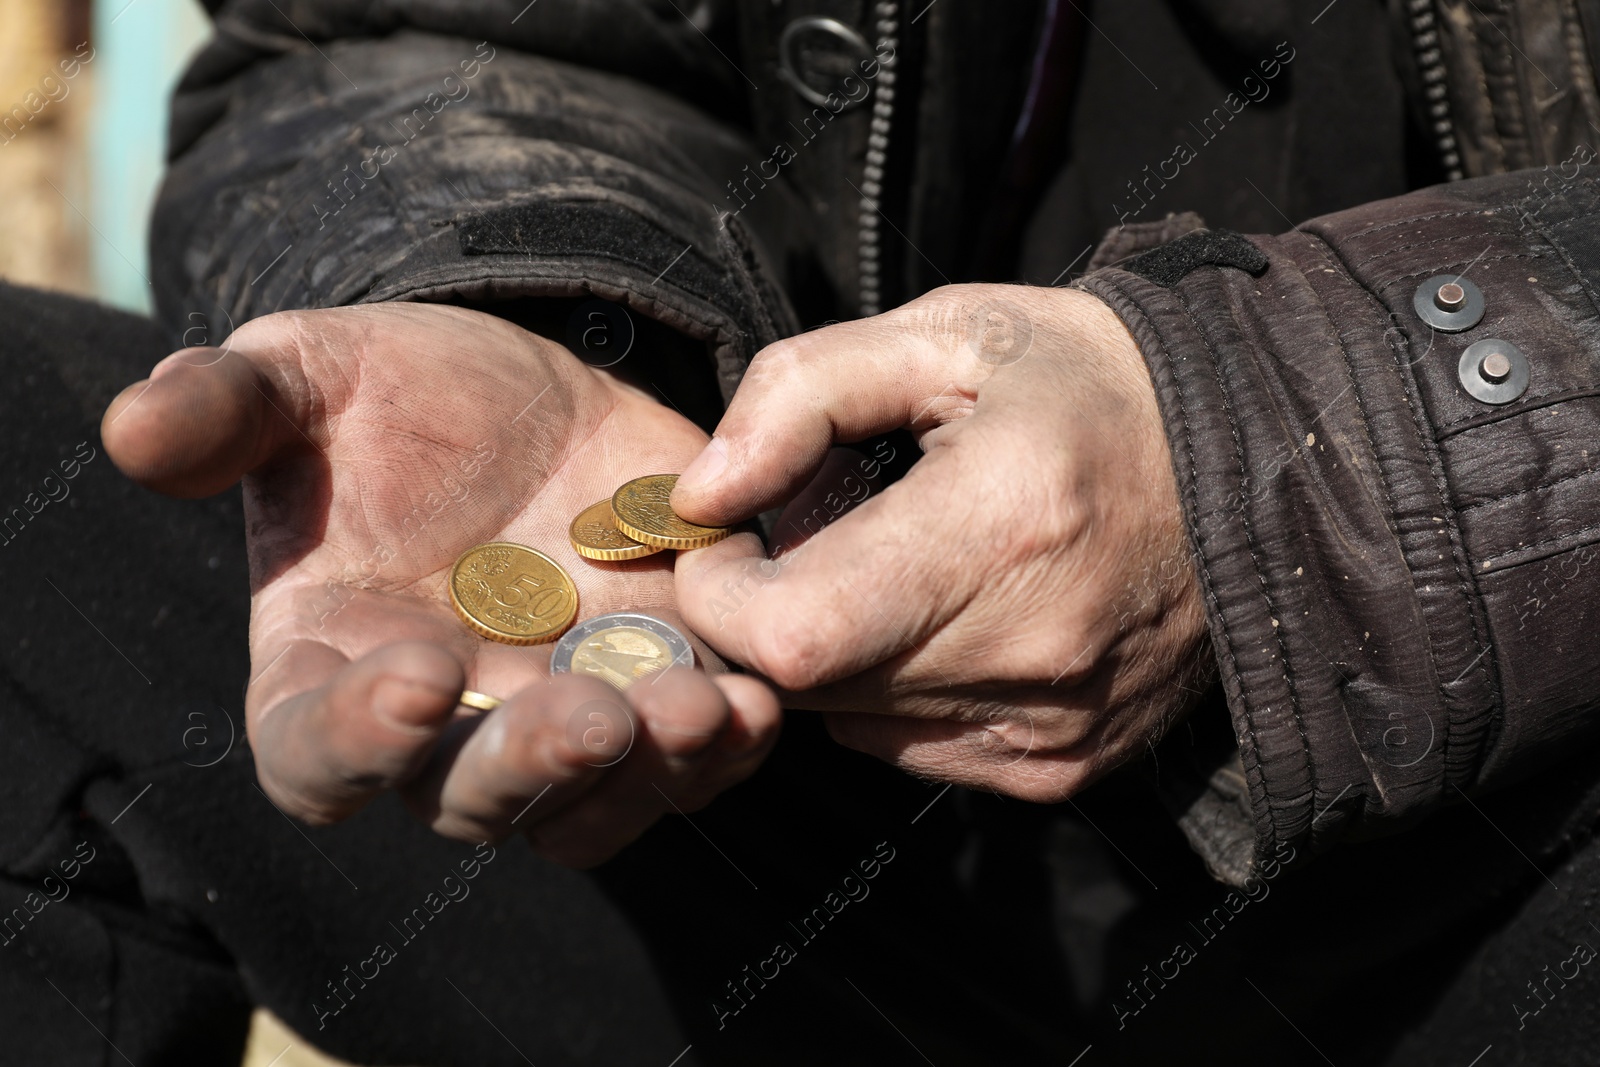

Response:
(458, 689), (503, 712)
(611, 474), (730, 550)
(448, 543), (578, 645)
(549, 612), (694, 691)
(569, 499), (664, 561)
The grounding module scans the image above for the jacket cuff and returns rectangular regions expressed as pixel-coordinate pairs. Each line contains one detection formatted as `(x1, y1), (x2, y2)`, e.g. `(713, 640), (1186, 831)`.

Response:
(1083, 242), (1496, 878)
(1084, 170), (1600, 882)
(154, 34), (801, 403)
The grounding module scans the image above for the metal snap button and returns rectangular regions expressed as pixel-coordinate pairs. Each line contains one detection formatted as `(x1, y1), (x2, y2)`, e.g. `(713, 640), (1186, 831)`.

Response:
(1458, 339), (1529, 404)
(778, 17), (874, 110)
(1414, 274), (1485, 332)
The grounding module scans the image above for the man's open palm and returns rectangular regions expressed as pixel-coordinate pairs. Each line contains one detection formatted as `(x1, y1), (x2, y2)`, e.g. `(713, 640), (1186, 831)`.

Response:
(102, 303), (778, 866)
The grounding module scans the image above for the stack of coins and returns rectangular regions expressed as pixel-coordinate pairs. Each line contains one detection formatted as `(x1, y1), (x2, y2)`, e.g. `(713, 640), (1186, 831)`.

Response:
(448, 475), (727, 666)
(568, 473), (730, 560)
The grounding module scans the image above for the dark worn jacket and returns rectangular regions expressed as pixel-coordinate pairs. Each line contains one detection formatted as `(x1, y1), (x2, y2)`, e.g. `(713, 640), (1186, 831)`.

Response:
(160, 0), (1600, 886)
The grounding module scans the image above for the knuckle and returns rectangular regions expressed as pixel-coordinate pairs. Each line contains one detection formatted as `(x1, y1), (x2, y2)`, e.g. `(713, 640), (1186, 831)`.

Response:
(1001, 625), (1097, 686)
(744, 336), (809, 385)
(746, 612), (834, 691)
(627, 667), (714, 723)
(904, 283), (1013, 341)
(539, 726), (604, 778)
(905, 282), (969, 317)
(745, 641), (803, 692)
(995, 479), (1089, 566)
(493, 706), (582, 781)
(1040, 494), (1092, 557)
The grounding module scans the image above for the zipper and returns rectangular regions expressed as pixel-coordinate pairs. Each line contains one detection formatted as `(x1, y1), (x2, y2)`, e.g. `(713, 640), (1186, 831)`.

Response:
(857, 0), (899, 317)
(1408, 0), (1465, 180)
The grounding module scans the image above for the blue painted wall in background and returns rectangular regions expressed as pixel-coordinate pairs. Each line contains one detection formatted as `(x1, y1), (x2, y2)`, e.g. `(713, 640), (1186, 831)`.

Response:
(90, 0), (208, 313)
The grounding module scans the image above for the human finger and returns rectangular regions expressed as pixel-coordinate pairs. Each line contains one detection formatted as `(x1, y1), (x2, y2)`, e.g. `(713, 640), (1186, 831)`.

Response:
(676, 448), (970, 692)
(671, 311), (968, 526)
(102, 345), (294, 498)
(100, 310), (353, 497)
(250, 640), (465, 824)
(522, 669), (730, 866)
(524, 668), (778, 867)
(672, 672), (783, 809)
(409, 673), (636, 844)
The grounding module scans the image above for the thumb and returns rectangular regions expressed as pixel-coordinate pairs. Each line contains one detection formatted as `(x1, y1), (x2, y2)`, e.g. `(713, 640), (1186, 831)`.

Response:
(102, 335), (313, 499)
(671, 310), (964, 526)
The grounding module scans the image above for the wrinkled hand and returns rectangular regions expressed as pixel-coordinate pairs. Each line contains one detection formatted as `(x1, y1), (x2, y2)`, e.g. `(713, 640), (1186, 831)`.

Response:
(102, 304), (779, 866)
(671, 284), (1210, 801)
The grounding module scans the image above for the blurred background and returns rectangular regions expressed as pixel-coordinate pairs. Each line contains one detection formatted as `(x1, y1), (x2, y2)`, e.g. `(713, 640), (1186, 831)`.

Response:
(3, 5), (367, 1063)
(0, 0), (208, 314)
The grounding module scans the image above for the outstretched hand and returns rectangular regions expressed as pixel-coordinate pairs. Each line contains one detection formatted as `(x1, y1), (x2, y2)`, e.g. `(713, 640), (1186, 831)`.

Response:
(103, 303), (778, 867)
(671, 284), (1211, 802)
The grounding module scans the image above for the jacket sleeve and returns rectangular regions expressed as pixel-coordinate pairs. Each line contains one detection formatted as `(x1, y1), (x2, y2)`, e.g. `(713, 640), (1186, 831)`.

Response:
(1080, 166), (1600, 885)
(156, 0), (801, 402)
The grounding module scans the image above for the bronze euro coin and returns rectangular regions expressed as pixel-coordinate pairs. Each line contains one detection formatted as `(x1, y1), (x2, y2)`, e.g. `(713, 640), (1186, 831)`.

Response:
(448, 542), (578, 645)
(569, 499), (664, 561)
(610, 474), (730, 550)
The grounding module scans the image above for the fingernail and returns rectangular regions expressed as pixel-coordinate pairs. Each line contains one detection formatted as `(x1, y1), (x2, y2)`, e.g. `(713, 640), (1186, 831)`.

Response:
(677, 439), (728, 494)
(371, 676), (452, 731)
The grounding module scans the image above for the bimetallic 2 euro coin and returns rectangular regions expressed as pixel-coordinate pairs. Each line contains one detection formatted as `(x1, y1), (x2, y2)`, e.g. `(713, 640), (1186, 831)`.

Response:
(549, 612), (694, 691)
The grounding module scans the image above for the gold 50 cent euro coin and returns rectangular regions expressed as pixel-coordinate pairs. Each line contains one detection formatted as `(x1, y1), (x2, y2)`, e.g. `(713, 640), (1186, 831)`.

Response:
(449, 543), (578, 644)
(568, 499), (663, 561)
(610, 474), (730, 550)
